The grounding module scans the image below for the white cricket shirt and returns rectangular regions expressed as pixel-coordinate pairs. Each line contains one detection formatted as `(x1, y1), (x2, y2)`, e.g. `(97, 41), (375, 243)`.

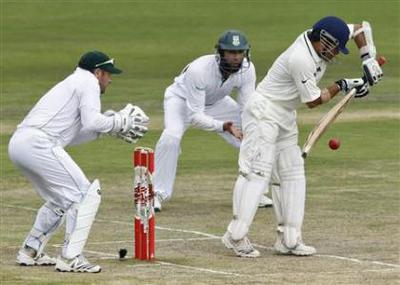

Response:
(256, 31), (327, 110)
(18, 67), (114, 146)
(167, 55), (256, 132)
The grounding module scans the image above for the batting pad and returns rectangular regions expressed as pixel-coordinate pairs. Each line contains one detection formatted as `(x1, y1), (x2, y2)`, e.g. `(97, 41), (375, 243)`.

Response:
(63, 179), (101, 259)
(278, 146), (305, 248)
(24, 201), (65, 256)
(231, 173), (268, 240)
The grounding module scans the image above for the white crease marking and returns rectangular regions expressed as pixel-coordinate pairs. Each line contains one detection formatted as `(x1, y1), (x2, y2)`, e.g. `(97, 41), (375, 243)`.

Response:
(155, 260), (245, 276)
(53, 237), (217, 246)
(4, 203), (400, 269)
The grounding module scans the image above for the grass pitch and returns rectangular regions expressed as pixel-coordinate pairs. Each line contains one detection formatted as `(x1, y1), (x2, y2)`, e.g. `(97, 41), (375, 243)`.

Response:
(1, 1), (399, 284)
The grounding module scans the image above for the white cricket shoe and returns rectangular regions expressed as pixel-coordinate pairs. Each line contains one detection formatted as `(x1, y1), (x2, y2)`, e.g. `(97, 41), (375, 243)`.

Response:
(221, 231), (233, 249)
(274, 233), (316, 256)
(258, 194), (273, 208)
(16, 246), (56, 266)
(221, 231), (260, 258)
(154, 194), (162, 212)
(55, 255), (101, 273)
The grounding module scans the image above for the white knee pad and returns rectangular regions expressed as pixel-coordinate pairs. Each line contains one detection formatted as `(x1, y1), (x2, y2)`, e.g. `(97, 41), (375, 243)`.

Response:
(239, 122), (277, 177)
(24, 201), (66, 256)
(154, 132), (182, 200)
(277, 145), (306, 248)
(231, 173), (269, 240)
(63, 179), (101, 259)
(278, 145), (304, 182)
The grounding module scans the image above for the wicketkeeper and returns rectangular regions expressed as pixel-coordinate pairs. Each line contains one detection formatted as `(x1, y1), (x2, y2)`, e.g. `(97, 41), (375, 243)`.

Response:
(153, 30), (267, 211)
(222, 16), (383, 257)
(8, 51), (149, 273)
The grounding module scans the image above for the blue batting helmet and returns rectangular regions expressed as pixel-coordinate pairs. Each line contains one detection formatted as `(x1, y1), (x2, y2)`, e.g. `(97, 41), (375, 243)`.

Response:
(312, 16), (350, 54)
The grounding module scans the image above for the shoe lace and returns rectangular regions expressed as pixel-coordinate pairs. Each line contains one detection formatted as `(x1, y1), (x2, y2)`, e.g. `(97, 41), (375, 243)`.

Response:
(77, 255), (89, 264)
(74, 255), (98, 270)
(238, 237), (254, 253)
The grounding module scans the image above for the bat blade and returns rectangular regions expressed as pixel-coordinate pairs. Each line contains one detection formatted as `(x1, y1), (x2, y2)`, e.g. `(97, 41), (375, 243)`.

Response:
(301, 89), (356, 159)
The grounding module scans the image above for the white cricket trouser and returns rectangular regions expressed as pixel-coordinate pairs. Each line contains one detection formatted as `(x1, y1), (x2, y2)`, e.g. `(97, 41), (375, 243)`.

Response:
(230, 91), (306, 242)
(238, 92), (298, 175)
(9, 127), (94, 256)
(9, 128), (91, 209)
(154, 91), (241, 200)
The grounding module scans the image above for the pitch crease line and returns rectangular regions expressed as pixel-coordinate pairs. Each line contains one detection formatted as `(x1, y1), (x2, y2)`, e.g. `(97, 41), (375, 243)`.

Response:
(53, 237), (217, 246)
(156, 261), (245, 277)
(4, 203), (400, 269)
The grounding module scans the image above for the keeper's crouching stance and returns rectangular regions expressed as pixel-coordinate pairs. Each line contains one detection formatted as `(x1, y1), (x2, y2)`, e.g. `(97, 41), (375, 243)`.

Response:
(222, 16), (383, 257)
(8, 51), (149, 273)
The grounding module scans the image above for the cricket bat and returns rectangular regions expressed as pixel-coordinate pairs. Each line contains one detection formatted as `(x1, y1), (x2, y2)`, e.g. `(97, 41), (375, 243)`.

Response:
(301, 56), (386, 159)
(301, 89), (355, 159)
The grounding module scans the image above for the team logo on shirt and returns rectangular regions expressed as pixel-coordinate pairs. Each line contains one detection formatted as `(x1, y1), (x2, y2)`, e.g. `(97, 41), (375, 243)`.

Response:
(232, 35), (240, 46)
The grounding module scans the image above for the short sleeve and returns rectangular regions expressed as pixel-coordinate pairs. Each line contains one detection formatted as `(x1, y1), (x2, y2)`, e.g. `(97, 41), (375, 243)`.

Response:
(289, 55), (321, 103)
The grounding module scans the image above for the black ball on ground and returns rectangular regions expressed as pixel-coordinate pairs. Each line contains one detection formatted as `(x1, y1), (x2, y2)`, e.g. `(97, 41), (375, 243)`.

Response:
(119, 248), (127, 259)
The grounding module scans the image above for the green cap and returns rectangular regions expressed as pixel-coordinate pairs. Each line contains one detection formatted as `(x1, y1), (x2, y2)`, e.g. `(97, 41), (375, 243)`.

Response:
(215, 29), (250, 51)
(78, 51), (122, 74)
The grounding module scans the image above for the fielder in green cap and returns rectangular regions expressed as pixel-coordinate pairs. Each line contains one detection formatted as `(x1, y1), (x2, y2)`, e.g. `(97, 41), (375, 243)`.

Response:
(152, 30), (264, 212)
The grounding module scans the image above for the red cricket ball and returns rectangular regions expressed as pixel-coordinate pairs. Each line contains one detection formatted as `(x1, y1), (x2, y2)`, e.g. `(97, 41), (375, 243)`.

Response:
(329, 138), (340, 150)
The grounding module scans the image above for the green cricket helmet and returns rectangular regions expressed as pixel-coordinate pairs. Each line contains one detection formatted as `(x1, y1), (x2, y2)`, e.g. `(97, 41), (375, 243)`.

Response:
(215, 29), (250, 51)
(215, 29), (251, 75)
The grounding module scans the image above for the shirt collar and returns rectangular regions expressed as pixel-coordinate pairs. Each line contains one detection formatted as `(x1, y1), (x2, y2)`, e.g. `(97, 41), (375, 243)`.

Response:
(302, 30), (322, 64)
(75, 67), (97, 78)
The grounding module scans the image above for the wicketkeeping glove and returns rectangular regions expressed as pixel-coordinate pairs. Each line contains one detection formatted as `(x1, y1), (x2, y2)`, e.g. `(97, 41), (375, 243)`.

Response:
(335, 77), (369, 98)
(104, 105), (149, 144)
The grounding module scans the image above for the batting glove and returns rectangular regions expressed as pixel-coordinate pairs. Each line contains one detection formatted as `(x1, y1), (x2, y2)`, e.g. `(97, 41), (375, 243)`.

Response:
(362, 56), (383, 86)
(336, 78), (369, 98)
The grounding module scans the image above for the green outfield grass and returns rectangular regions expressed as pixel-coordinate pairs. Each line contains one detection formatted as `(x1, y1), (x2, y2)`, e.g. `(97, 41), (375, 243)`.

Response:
(1, 1), (399, 284)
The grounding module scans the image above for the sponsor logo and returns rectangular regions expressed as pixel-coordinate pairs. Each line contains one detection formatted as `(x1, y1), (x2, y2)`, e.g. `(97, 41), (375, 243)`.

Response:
(232, 35), (240, 46)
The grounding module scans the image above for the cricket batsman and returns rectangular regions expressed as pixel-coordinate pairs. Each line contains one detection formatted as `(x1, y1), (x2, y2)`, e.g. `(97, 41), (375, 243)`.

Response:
(8, 51), (149, 272)
(222, 16), (383, 257)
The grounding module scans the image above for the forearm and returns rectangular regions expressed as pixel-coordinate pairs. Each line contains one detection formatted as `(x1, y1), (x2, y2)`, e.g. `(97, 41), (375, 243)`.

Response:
(321, 83), (341, 102)
(190, 112), (224, 132)
(80, 106), (114, 133)
(352, 22), (378, 61)
(307, 84), (340, 108)
(69, 129), (100, 146)
(353, 24), (367, 50)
